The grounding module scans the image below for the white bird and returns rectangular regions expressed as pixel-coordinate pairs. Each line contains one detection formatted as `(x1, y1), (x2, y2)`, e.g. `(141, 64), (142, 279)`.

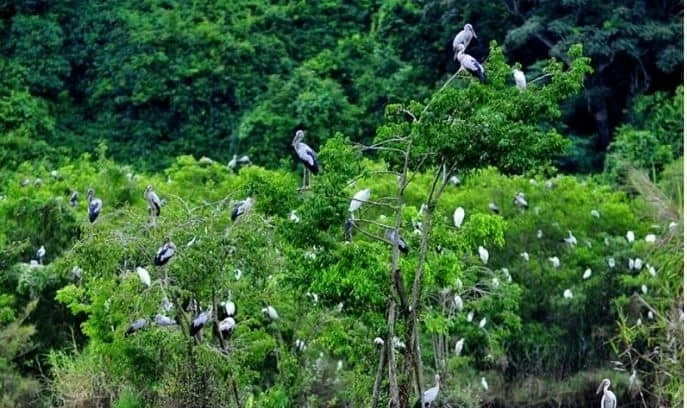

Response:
(478, 246), (489, 265)
(668, 221), (679, 232)
(453, 294), (464, 312)
(564, 230), (577, 246)
(292, 130), (319, 190)
(636, 318), (642, 326)
(454, 44), (486, 83)
(502, 268), (512, 283)
(513, 192), (528, 209)
(647, 311), (654, 320)
(296, 339), (307, 352)
(36, 245), (46, 264)
(629, 369), (637, 387)
(336, 360), (343, 371)
(453, 207), (465, 228)
(520, 252), (529, 261)
(537, 229), (543, 239)
(466, 311), (474, 322)
(628, 258), (635, 270)
(491, 278), (499, 288)
(478, 317), (487, 328)
(392, 336), (406, 350)
(645, 234), (656, 243)
(513, 69), (527, 90)
(154, 314), (177, 327)
(50, 170), (58, 178)
(608, 257), (616, 268)
(591, 209), (600, 218)
(262, 306), (279, 321)
(234, 268), (242, 280)
(488, 202), (499, 214)
(190, 306), (212, 337)
(583, 268), (592, 279)
(218, 317), (236, 340)
(374, 337), (385, 347)
(289, 210), (300, 223)
(549, 256), (560, 268)
(449, 175), (460, 185)
(223, 299), (236, 317)
(136, 267), (151, 288)
(641, 284), (648, 294)
(87, 188), (103, 223)
(564, 289), (573, 299)
(634, 258), (643, 270)
(454, 338), (464, 356)
(481, 377), (489, 391)
(349, 188), (371, 213)
(626, 230), (635, 243)
(596, 378), (617, 408)
(144, 185), (162, 218)
(648, 266), (656, 277)
(415, 374), (441, 408)
(231, 197), (253, 221)
(453, 23), (477, 54)
(154, 237), (176, 266)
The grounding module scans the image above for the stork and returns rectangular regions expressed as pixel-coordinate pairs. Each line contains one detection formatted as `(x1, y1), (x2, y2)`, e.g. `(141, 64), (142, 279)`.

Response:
(596, 378), (617, 408)
(144, 185), (162, 223)
(154, 314), (177, 327)
(231, 197), (253, 221)
(69, 190), (78, 207)
(452, 23), (477, 55)
(125, 318), (149, 336)
(190, 306), (212, 338)
(262, 305), (279, 321)
(513, 192), (528, 209)
(385, 228), (409, 254)
(454, 44), (486, 83)
(292, 130), (319, 191)
(87, 188), (103, 223)
(154, 237), (176, 266)
(218, 317), (236, 341)
(36, 245), (46, 265)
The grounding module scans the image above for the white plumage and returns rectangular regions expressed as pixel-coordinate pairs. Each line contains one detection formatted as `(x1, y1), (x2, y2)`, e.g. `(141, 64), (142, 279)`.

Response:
(218, 317), (236, 339)
(453, 294), (464, 312)
(36, 245), (46, 264)
(262, 305), (279, 320)
(513, 69), (527, 90)
(520, 252), (529, 261)
(136, 267), (151, 288)
(231, 197), (254, 221)
(154, 314), (176, 326)
(549, 256), (560, 268)
(453, 207), (465, 228)
(583, 268), (592, 279)
(417, 374), (441, 407)
(373, 337), (385, 346)
(537, 229), (543, 239)
(349, 188), (371, 213)
(564, 230), (577, 246)
(641, 284), (648, 294)
(564, 289), (573, 299)
(596, 378), (617, 408)
(626, 230), (635, 243)
(591, 209), (600, 218)
(289, 210), (300, 223)
(454, 338), (464, 356)
(608, 257), (616, 268)
(478, 246), (489, 265)
(466, 311), (474, 322)
(645, 234), (656, 243)
(87, 188), (103, 223)
(478, 317), (487, 328)
(481, 377), (489, 391)
(453, 23), (477, 54)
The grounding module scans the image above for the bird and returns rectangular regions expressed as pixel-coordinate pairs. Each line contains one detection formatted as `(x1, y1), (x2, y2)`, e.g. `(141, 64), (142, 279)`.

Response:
(413, 374), (440, 408)
(392, 336), (406, 350)
(36, 245), (46, 264)
(549, 256), (560, 268)
(237, 155), (251, 166)
(591, 209), (601, 218)
(228, 154), (252, 171)
(628, 258), (635, 270)
(478, 317), (487, 328)
(343, 217), (355, 242)
(154, 237), (176, 266)
(454, 294), (464, 312)
(190, 306), (212, 337)
(513, 68), (527, 90)
(641, 284), (648, 294)
(564, 230), (578, 246)
(452, 23), (477, 55)
(449, 175), (460, 185)
(453, 207), (465, 228)
(564, 289), (573, 299)
(292, 130), (320, 190)
(218, 317), (236, 340)
(608, 257), (616, 268)
(154, 314), (177, 327)
(86, 188), (103, 223)
(222, 298), (236, 318)
(520, 252), (529, 261)
(144, 185), (162, 219)
(125, 318), (149, 336)
(69, 190), (79, 207)
(454, 338), (464, 356)
(466, 311), (474, 322)
(583, 268), (592, 279)
(374, 337), (385, 347)
(454, 44), (486, 83)
(488, 202), (499, 214)
(648, 266), (657, 276)
(231, 197), (253, 221)
(481, 377), (489, 391)
(537, 229), (543, 239)
(385, 228), (409, 254)
(262, 305), (279, 321)
(634, 258), (643, 270)
(34, 178), (42, 187)
(349, 188), (371, 214)
(295, 339), (307, 352)
(596, 378), (617, 408)
(645, 234), (656, 243)
(513, 192), (528, 209)
(478, 246), (489, 265)
(289, 210), (300, 223)
(135, 266), (151, 288)
(626, 231), (635, 243)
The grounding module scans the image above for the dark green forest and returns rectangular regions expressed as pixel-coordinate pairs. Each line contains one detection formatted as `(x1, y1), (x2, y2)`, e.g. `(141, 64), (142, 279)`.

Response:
(0, 0), (683, 407)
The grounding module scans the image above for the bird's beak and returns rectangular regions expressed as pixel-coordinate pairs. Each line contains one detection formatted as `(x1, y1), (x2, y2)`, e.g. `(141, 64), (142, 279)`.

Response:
(473, 31), (478, 38)
(596, 382), (604, 394)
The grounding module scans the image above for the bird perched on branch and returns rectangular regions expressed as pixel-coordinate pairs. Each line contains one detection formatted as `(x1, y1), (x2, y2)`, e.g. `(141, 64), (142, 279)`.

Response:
(452, 23), (477, 56)
(292, 130), (319, 190)
(454, 44), (486, 83)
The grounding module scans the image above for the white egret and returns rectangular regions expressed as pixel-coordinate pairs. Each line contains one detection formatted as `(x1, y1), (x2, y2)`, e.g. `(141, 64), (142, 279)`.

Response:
(628, 258), (635, 270)
(449, 175), (460, 185)
(392, 336), (406, 350)
(478, 246), (489, 265)
(374, 337), (385, 347)
(583, 268), (592, 279)
(289, 210), (300, 223)
(549, 256), (560, 268)
(564, 289), (573, 299)
(453, 207), (465, 228)
(454, 44), (486, 83)
(466, 311), (474, 322)
(262, 305), (279, 321)
(349, 188), (371, 213)
(607, 257), (616, 268)
(135, 267), (151, 288)
(481, 377), (489, 391)
(591, 209), (600, 218)
(645, 234), (656, 243)
(564, 230), (577, 246)
(626, 230), (635, 243)
(647, 311), (654, 320)
(596, 378), (617, 408)
(454, 338), (464, 356)
(478, 317), (487, 328)
(668, 221), (679, 232)
(520, 252), (529, 261)
(454, 294), (464, 312)
(513, 69), (526, 90)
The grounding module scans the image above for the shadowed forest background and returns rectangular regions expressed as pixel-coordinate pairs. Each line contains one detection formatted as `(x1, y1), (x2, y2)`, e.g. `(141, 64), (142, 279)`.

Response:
(0, 0), (683, 407)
